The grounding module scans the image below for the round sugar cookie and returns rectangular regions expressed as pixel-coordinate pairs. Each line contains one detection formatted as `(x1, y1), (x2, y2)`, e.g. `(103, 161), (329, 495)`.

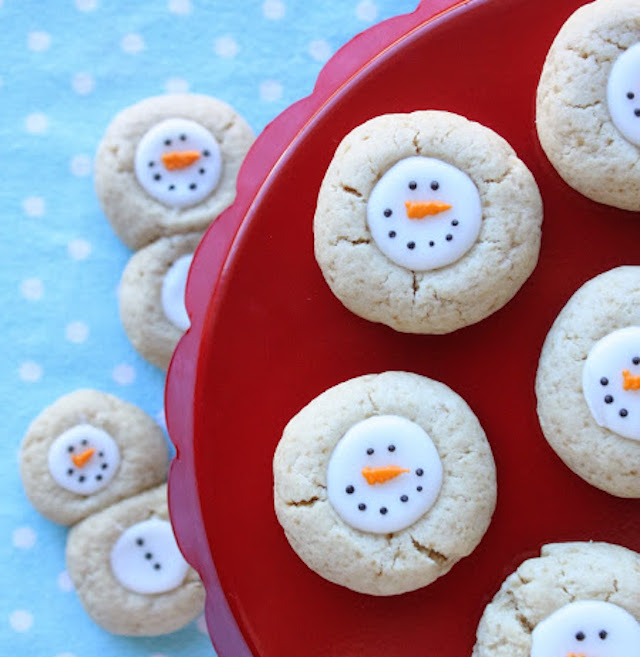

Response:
(20, 390), (169, 525)
(119, 232), (202, 371)
(536, 266), (640, 497)
(536, 0), (640, 210)
(472, 542), (640, 657)
(313, 111), (542, 334)
(95, 94), (254, 250)
(66, 484), (205, 636)
(273, 371), (497, 596)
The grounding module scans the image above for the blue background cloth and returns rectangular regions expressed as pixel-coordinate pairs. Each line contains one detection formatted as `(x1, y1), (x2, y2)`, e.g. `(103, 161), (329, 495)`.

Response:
(1, 1), (418, 655)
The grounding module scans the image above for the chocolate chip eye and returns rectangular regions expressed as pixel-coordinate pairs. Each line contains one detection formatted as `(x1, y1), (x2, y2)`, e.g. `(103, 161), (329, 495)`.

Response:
(180, 134), (187, 141)
(148, 161), (154, 167)
(68, 446), (74, 453)
(445, 234), (453, 241)
(628, 92), (635, 99)
(358, 503), (366, 511)
(416, 468), (424, 476)
(576, 632), (585, 642)
(203, 150), (210, 157)
(154, 563), (161, 570)
(599, 630), (608, 640)
(388, 231), (396, 238)
(145, 553), (152, 560)
(430, 181), (439, 190)
(379, 507), (388, 515)
(408, 181), (417, 190)
(620, 408), (629, 417)
(387, 445), (395, 452)
(400, 495), (408, 502)
(633, 357), (640, 365)
(366, 448), (374, 455)
(407, 241), (416, 250)
(605, 395), (614, 404)
(600, 377), (609, 386)
(164, 139), (172, 146)
(136, 538), (144, 546)
(345, 485), (354, 494)
(451, 219), (459, 226)
(189, 183), (197, 190)
(635, 109), (640, 117)
(383, 208), (392, 217)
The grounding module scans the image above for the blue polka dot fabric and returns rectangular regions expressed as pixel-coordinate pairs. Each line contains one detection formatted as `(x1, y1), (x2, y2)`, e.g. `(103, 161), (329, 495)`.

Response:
(1, 1), (417, 655)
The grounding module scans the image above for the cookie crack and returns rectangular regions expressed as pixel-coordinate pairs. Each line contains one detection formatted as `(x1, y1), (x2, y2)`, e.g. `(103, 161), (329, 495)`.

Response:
(335, 236), (371, 246)
(341, 184), (364, 199)
(409, 536), (448, 566)
(286, 496), (319, 507)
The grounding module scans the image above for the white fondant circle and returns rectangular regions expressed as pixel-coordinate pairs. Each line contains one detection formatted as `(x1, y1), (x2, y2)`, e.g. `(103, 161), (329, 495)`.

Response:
(134, 118), (222, 208)
(161, 253), (193, 331)
(326, 415), (443, 534)
(583, 326), (640, 441)
(531, 600), (640, 657)
(607, 43), (640, 147)
(367, 156), (482, 271)
(110, 518), (189, 595)
(47, 424), (120, 495)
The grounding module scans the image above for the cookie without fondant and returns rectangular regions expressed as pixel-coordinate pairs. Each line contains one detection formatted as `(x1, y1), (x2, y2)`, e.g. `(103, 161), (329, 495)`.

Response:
(66, 484), (205, 636)
(313, 110), (542, 334)
(20, 389), (169, 525)
(273, 371), (497, 596)
(472, 542), (640, 657)
(536, 0), (640, 210)
(95, 94), (254, 250)
(536, 266), (640, 498)
(119, 232), (202, 371)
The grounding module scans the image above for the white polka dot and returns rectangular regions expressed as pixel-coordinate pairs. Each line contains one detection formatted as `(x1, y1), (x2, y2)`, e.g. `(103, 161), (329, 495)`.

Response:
(9, 610), (33, 633)
(356, 0), (378, 22)
(27, 31), (51, 52)
(168, 0), (191, 14)
(25, 112), (49, 134)
(72, 72), (94, 95)
(196, 613), (208, 634)
(165, 77), (189, 94)
(214, 36), (239, 58)
(20, 278), (44, 301)
(67, 238), (92, 260)
(70, 154), (92, 177)
(12, 527), (36, 549)
(57, 571), (74, 593)
(75, 0), (97, 10)
(308, 39), (332, 63)
(262, 0), (285, 19)
(65, 321), (89, 344)
(113, 363), (136, 385)
(121, 33), (145, 54)
(22, 196), (45, 217)
(19, 362), (43, 383)
(259, 79), (283, 102)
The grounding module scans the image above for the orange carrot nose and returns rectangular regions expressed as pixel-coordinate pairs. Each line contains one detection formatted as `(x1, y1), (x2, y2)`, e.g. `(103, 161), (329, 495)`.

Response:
(405, 200), (452, 219)
(161, 150), (201, 170)
(71, 447), (95, 468)
(362, 465), (410, 485)
(623, 369), (640, 390)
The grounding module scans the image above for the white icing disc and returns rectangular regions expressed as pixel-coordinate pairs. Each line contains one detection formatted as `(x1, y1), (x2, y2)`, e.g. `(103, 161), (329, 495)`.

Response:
(47, 424), (120, 495)
(583, 326), (640, 441)
(110, 518), (189, 595)
(326, 415), (443, 534)
(367, 156), (482, 271)
(531, 600), (640, 657)
(134, 118), (222, 208)
(161, 253), (193, 331)
(607, 42), (640, 147)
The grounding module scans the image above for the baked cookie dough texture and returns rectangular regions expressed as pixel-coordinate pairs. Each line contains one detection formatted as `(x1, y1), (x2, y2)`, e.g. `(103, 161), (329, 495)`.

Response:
(95, 93), (254, 250)
(536, 267), (640, 498)
(273, 371), (497, 596)
(472, 542), (640, 657)
(19, 390), (204, 635)
(537, 0), (640, 210)
(314, 111), (542, 334)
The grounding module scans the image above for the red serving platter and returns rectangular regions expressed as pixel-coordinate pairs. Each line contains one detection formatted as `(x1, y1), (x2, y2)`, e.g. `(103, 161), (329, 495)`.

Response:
(166, 1), (640, 655)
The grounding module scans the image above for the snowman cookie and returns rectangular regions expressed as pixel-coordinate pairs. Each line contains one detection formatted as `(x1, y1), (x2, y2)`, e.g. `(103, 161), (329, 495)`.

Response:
(95, 94), (254, 250)
(537, 0), (640, 210)
(66, 484), (205, 636)
(273, 371), (496, 596)
(536, 267), (640, 497)
(20, 389), (169, 525)
(119, 232), (202, 371)
(313, 111), (542, 334)
(472, 542), (640, 657)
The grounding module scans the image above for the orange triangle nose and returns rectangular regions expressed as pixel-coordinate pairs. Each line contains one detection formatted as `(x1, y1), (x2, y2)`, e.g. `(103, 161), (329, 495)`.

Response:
(71, 447), (95, 468)
(161, 150), (201, 170)
(405, 200), (452, 219)
(362, 465), (410, 485)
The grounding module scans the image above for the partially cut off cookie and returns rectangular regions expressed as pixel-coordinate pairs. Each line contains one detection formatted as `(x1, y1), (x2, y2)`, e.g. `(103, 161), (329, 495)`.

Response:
(20, 390), (169, 525)
(66, 484), (205, 636)
(95, 94), (254, 250)
(119, 232), (202, 371)
(472, 542), (640, 657)
(313, 111), (542, 334)
(273, 371), (496, 596)
(536, 266), (640, 497)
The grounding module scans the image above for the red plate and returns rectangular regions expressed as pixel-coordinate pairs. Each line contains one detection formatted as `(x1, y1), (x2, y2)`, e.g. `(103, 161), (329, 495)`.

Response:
(166, 1), (640, 655)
